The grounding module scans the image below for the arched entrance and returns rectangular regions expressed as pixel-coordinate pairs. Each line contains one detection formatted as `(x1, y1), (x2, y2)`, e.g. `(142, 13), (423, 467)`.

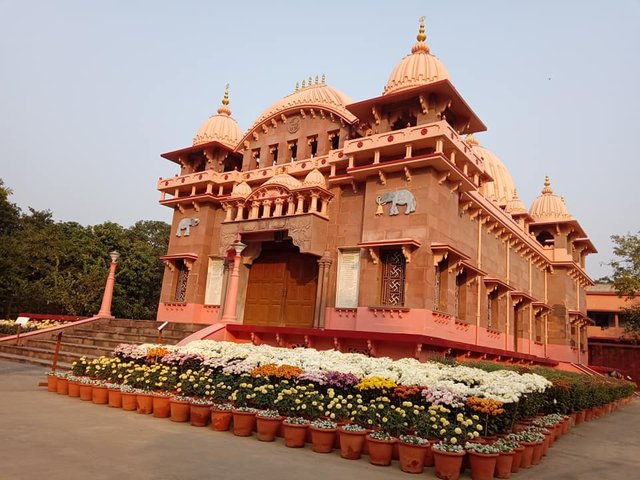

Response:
(244, 241), (318, 327)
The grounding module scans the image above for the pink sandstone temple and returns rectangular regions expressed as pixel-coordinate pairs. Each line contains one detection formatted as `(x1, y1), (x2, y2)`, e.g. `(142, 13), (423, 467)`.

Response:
(155, 19), (596, 367)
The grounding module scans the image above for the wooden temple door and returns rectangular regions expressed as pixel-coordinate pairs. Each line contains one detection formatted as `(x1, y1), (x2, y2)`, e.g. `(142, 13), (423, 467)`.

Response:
(244, 245), (318, 327)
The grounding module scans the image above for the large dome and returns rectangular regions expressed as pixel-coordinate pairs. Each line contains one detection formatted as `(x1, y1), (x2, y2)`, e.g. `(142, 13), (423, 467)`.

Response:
(193, 86), (243, 149)
(383, 18), (450, 95)
(467, 135), (516, 208)
(530, 177), (573, 222)
(248, 76), (356, 131)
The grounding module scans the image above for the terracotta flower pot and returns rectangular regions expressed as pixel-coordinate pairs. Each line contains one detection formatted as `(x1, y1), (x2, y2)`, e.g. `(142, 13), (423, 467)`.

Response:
(232, 410), (256, 437)
(170, 399), (190, 422)
(310, 427), (336, 453)
(367, 436), (396, 466)
(121, 392), (137, 411)
(211, 409), (233, 431)
(398, 441), (428, 474)
(56, 378), (69, 395)
(136, 393), (154, 415)
(468, 451), (498, 480)
(433, 449), (465, 480)
(494, 451), (514, 479)
(562, 418), (570, 434)
(153, 395), (171, 418)
(79, 384), (93, 401)
(256, 416), (283, 442)
(92, 386), (109, 405)
(190, 403), (212, 427)
(575, 411), (585, 425)
(47, 375), (57, 392)
(108, 388), (122, 408)
(531, 441), (544, 465)
(519, 442), (535, 468)
(338, 428), (367, 460)
(67, 381), (80, 398)
(282, 422), (308, 448)
(510, 447), (524, 473)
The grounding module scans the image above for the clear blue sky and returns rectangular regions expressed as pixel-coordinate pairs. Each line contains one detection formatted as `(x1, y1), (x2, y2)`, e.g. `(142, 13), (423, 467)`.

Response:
(1, 1), (639, 279)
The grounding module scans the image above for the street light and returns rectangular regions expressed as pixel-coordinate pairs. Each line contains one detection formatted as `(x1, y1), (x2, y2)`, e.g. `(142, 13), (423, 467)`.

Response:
(97, 250), (120, 318)
(109, 250), (120, 263)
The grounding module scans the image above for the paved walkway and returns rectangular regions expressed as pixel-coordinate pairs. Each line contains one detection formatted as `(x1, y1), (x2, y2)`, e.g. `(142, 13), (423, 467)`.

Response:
(0, 360), (638, 480)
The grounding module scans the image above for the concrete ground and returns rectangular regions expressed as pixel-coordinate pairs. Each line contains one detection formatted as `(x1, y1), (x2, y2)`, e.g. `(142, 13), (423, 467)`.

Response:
(0, 360), (638, 480)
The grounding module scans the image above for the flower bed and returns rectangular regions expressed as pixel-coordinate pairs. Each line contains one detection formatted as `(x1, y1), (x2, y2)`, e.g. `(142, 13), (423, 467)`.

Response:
(54, 340), (635, 475)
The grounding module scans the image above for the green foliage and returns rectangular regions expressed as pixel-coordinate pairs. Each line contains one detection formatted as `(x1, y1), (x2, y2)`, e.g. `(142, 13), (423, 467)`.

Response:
(609, 231), (640, 299)
(0, 179), (169, 319)
(621, 302), (640, 341)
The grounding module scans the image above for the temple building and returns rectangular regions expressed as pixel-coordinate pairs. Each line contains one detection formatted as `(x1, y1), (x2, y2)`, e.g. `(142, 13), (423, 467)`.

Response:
(156, 19), (596, 366)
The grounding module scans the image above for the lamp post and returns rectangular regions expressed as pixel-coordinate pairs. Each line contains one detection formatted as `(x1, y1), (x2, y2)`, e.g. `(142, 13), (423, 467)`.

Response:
(97, 250), (120, 318)
(220, 238), (247, 323)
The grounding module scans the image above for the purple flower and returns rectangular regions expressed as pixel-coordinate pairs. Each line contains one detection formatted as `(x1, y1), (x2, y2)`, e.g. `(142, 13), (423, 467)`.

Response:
(323, 371), (359, 389)
(297, 371), (326, 385)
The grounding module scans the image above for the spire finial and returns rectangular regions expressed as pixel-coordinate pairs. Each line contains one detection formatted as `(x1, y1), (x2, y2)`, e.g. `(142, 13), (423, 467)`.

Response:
(542, 175), (553, 194)
(301, 79), (306, 88)
(308, 76), (313, 86)
(315, 75), (319, 85)
(417, 16), (426, 42)
(411, 17), (430, 54)
(466, 133), (478, 146)
(295, 81), (299, 92)
(321, 73), (326, 84)
(217, 83), (231, 115)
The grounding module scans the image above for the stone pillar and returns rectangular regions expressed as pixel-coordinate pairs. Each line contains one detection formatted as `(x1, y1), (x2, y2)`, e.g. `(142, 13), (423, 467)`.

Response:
(235, 202), (244, 221)
(97, 251), (120, 318)
(316, 252), (333, 328)
(310, 193), (319, 213)
(286, 197), (296, 215)
(274, 198), (284, 217)
(296, 195), (305, 214)
(220, 239), (247, 323)
(261, 200), (272, 218)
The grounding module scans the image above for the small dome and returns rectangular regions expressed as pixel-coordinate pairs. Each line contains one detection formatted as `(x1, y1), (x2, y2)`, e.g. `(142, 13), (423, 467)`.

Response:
(468, 135), (516, 208)
(193, 85), (243, 149)
(303, 169), (326, 188)
(231, 181), (252, 198)
(247, 76), (356, 132)
(505, 190), (527, 215)
(530, 177), (573, 222)
(263, 172), (302, 190)
(383, 18), (450, 95)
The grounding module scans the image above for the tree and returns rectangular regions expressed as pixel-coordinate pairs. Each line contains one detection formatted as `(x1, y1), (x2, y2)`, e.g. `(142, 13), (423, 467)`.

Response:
(609, 231), (640, 340)
(609, 231), (640, 299)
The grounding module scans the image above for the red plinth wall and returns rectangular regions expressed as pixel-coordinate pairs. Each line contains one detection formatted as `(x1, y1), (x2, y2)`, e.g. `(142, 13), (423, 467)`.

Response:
(589, 339), (640, 386)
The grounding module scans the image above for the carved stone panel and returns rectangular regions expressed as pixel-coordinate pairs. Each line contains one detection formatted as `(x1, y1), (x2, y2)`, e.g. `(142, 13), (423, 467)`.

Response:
(336, 249), (361, 308)
(204, 258), (224, 306)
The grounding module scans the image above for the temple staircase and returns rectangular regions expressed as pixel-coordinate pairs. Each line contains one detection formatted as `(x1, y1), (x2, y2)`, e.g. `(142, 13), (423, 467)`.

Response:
(0, 318), (204, 370)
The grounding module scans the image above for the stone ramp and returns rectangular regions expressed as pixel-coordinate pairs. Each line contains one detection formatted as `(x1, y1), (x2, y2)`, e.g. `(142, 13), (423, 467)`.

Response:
(0, 318), (204, 370)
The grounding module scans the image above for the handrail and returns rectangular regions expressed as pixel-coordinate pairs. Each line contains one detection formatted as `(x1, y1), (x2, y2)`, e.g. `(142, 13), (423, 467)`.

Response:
(0, 315), (105, 344)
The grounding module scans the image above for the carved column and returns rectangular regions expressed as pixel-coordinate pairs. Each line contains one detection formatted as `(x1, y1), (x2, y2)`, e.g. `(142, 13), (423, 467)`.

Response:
(223, 204), (233, 222)
(286, 196), (296, 215)
(273, 198), (284, 217)
(314, 252), (333, 328)
(320, 198), (328, 216)
(250, 201), (260, 219)
(296, 194), (305, 214)
(235, 202), (245, 221)
(261, 199), (272, 218)
(310, 193), (319, 213)
(220, 239), (247, 323)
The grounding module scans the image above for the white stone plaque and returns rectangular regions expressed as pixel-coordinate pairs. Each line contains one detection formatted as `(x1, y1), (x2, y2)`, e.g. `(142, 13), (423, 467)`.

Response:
(336, 249), (361, 308)
(204, 258), (224, 305)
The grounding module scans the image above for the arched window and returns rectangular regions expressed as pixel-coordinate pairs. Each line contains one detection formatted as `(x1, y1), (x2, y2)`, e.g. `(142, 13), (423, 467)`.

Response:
(536, 231), (554, 247)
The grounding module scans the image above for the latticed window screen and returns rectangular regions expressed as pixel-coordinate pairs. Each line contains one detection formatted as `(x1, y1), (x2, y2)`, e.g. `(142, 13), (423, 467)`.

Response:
(174, 260), (189, 302)
(381, 249), (406, 306)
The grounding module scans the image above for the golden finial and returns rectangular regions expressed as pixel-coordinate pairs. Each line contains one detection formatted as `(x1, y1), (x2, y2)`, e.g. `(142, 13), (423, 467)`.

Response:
(417, 16), (426, 42)
(217, 83), (231, 115)
(308, 76), (313, 86)
(315, 75), (319, 85)
(542, 176), (553, 194)
(466, 133), (478, 146)
(321, 73), (326, 84)
(301, 79), (306, 88)
(411, 17), (430, 54)
(295, 81), (299, 92)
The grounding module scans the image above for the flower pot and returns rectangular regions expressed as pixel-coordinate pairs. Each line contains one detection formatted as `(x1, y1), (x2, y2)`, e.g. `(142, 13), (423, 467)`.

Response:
(232, 410), (256, 437)
(542, 432), (552, 455)
(68, 380), (80, 398)
(424, 440), (435, 467)
(398, 441), (428, 474)
(153, 395), (171, 418)
(47, 375), (57, 392)
(108, 388), (122, 408)
(211, 409), (233, 431)
(136, 393), (154, 415)
(190, 403), (212, 427)
(562, 418), (570, 434)
(56, 378), (69, 395)
(338, 428), (367, 460)
(531, 441), (544, 465)
(575, 410), (585, 425)
(433, 449), (465, 480)
(79, 384), (93, 401)
(367, 436), (396, 466)
(92, 386), (108, 405)
(584, 409), (593, 422)
(519, 442), (535, 468)
(170, 399), (190, 422)
(310, 427), (336, 453)
(256, 416), (283, 442)
(510, 447), (524, 473)
(494, 451), (514, 479)
(468, 451), (498, 480)
(121, 392), (137, 411)
(282, 422), (308, 448)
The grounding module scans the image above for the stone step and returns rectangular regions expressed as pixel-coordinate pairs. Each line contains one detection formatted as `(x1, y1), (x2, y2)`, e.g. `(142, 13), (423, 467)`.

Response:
(64, 330), (185, 344)
(20, 338), (116, 357)
(0, 351), (73, 371)
(0, 344), (92, 365)
(69, 326), (190, 339)
(41, 334), (178, 349)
